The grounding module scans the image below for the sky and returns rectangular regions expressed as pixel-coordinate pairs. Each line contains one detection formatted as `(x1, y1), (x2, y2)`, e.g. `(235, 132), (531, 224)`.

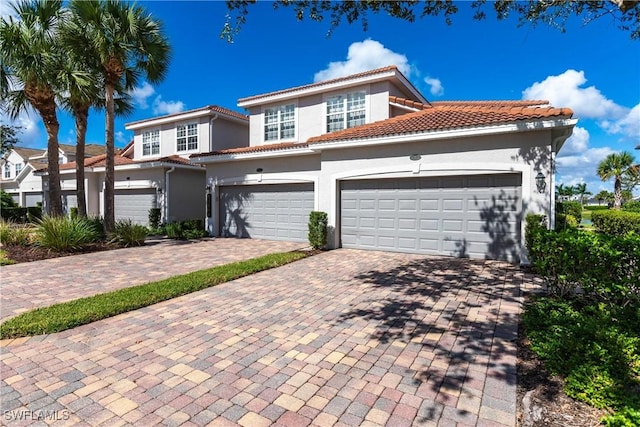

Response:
(2, 1), (639, 196)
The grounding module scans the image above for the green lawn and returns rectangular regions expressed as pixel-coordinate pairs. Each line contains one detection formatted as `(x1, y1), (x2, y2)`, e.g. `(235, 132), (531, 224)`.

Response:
(0, 250), (308, 339)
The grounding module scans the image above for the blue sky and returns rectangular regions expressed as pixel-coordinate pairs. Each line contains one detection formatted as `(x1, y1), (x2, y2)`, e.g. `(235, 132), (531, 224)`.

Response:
(3, 1), (639, 196)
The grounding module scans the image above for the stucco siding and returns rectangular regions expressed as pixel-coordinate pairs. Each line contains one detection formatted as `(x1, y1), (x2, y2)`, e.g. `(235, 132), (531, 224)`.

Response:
(211, 119), (249, 152)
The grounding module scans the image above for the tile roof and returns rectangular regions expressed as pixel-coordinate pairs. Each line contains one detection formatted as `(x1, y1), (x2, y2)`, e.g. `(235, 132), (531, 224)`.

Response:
(238, 65), (401, 105)
(196, 100), (573, 157)
(59, 154), (200, 171)
(307, 101), (573, 144)
(125, 105), (248, 127)
(12, 147), (43, 160)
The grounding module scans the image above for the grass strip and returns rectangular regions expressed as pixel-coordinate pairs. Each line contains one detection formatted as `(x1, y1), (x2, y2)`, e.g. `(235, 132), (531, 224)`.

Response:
(0, 251), (308, 339)
(0, 249), (15, 266)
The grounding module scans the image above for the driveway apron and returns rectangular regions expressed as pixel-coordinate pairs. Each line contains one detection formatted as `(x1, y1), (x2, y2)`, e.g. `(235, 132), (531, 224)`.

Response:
(0, 248), (539, 426)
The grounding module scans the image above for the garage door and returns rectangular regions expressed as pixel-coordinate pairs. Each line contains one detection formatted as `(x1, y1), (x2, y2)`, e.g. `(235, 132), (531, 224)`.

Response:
(219, 183), (314, 242)
(115, 189), (157, 225)
(62, 191), (77, 214)
(341, 174), (522, 261)
(24, 193), (42, 207)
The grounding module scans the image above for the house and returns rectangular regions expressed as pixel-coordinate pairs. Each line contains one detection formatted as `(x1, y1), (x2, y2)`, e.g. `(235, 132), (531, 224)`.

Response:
(51, 105), (248, 225)
(192, 66), (577, 262)
(1, 143), (104, 208)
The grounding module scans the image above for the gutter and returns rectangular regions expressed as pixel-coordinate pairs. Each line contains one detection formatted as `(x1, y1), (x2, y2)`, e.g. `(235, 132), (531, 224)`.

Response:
(164, 167), (175, 223)
(209, 114), (219, 153)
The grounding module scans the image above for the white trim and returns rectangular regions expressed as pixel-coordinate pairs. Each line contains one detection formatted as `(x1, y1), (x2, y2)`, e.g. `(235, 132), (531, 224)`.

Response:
(114, 180), (157, 190)
(175, 122), (200, 154)
(389, 101), (421, 112)
(323, 90), (368, 134)
(141, 129), (161, 158)
(126, 109), (211, 130)
(262, 102), (298, 144)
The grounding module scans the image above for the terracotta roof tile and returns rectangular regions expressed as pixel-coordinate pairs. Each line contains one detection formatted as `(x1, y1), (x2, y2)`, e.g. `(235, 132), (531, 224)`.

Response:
(238, 66), (400, 104)
(58, 153), (200, 171)
(389, 96), (430, 110)
(125, 105), (248, 127)
(195, 142), (308, 157)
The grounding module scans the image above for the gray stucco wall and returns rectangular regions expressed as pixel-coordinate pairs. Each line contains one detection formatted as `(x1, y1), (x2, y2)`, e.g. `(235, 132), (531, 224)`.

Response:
(168, 168), (206, 223)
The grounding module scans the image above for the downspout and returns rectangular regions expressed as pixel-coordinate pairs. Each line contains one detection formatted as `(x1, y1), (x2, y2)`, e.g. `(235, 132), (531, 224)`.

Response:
(209, 113), (219, 152)
(165, 167), (175, 223)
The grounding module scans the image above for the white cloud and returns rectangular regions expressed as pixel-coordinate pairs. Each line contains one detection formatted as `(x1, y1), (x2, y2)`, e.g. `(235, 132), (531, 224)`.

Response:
(129, 82), (156, 109)
(424, 76), (444, 97)
(600, 103), (640, 142)
(314, 39), (412, 82)
(1, 109), (43, 148)
(152, 97), (185, 115)
(115, 131), (129, 145)
(559, 126), (589, 155)
(522, 69), (627, 120)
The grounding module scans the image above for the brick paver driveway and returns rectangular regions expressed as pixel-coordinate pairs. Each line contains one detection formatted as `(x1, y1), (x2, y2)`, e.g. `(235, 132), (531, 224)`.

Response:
(1, 248), (536, 426)
(0, 238), (304, 321)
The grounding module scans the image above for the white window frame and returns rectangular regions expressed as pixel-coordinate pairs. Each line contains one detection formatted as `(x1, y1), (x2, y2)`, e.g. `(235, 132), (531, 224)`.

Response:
(4, 163), (10, 178)
(15, 163), (22, 175)
(142, 129), (161, 157)
(176, 122), (199, 153)
(263, 103), (296, 143)
(324, 90), (367, 133)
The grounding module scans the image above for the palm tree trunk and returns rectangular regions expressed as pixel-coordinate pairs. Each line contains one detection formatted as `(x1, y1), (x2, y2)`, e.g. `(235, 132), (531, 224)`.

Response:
(104, 83), (115, 232)
(42, 110), (63, 217)
(74, 105), (89, 218)
(614, 177), (622, 209)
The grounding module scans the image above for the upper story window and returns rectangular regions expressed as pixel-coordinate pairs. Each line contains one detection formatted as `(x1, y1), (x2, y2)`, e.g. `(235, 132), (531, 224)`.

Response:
(326, 91), (366, 133)
(15, 163), (22, 175)
(4, 163), (10, 178)
(177, 123), (198, 152)
(264, 104), (295, 142)
(143, 130), (160, 156)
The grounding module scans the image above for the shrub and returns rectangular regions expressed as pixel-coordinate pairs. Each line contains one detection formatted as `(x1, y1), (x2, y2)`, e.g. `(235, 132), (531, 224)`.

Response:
(148, 208), (161, 229)
(0, 222), (33, 246)
(622, 200), (640, 213)
(35, 216), (100, 252)
(0, 189), (18, 209)
(556, 200), (582, 222)
(85, 216), (106, 239)
(165, 222), (183, 239)
(69, 207), (78, 219)
(109, 219), (148, 247)
(26, 207), (42, 222)
(524, 214), (547, 253)
(0, 207), (28, 223)
(585, 205), (610, 211)
(555, 213), (578, 231)
(592, 210), (640, 235)
(308, 211), (328, 250)
(523, 297), (640, 416)
(164, 219), (207, 240)
(528, 228), (639, 304)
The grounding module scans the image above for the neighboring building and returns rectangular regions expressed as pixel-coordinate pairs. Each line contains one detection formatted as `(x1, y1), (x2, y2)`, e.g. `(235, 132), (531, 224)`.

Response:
(52, 106), (249, 225)
(192, 66), (577, 263)
(1, 144), (103, 208)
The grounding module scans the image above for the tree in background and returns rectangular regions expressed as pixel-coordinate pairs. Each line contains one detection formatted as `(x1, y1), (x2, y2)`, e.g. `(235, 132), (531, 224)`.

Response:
(0, 0), (65, 216)
(68, 0), (170, 232)
(0, 123), (21, 156)
(597, 151), (638, 209)
(574, 183), (592, 206)
(222, 0), (640, 42)
(594, 190), (614, 206)
(555, 183), (576, 202)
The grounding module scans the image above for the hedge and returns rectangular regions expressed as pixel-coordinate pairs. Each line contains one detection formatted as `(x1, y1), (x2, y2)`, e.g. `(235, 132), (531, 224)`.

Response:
(0, 206), (42, 223)
(556, 201), (582, 222)
(592, 210), (640, 236)
(623, 200), (640, 213)
(526, 216), (639, 305)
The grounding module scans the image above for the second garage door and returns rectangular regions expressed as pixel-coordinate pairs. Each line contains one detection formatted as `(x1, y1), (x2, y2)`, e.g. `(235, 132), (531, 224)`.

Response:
(341, 174), (522, 261)
(219, 183), (314, 242)
(115, 189), (157, 225)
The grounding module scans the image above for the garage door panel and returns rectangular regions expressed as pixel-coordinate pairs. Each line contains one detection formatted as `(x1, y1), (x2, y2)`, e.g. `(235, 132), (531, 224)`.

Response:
(341, 174), (521, 262)
(114, 189), (156, 226)
(219, 183), (313, 242)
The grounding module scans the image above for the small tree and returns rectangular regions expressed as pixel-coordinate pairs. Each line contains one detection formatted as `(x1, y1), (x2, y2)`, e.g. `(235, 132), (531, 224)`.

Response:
(597, 151), (637, 209)
(308, 211), (328, 250)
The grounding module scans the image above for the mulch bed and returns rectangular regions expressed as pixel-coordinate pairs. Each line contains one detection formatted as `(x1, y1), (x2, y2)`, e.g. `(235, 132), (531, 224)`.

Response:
(1, 242), (116, 263)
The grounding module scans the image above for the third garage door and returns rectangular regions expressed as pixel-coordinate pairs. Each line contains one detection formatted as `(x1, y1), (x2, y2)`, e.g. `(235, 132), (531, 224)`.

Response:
(341, 174), (522, 261)
(219, 183), (314, 242)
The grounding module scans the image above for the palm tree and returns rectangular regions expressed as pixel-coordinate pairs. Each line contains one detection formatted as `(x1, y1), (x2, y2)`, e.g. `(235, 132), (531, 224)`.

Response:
(68, 0), (170, 231)
(597, 151), (637, 209)
(594, 190), (613, 206)
(574, 183), (591, 206)
(555, 183), (576, 201)
(0, 0), (65, 216)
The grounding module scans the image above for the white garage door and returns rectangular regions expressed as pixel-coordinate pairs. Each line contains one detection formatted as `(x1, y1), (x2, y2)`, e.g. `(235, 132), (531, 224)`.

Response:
(24, 193), (42, 207)
(219, 183), (314, 242)
(341, 174), (522, 261)
(115, 189), (157, 225)
(62, 191), (77, 214)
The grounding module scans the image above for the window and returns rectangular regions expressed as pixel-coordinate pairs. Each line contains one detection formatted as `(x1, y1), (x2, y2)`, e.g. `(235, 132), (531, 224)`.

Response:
(177, 123), (198, 152)
(3, 163), (10, 178)
(326, 91), (366, 133)
(58, 156), (64, 164)
(15, 163), (22, 175)
(264, 104), (295, 142)
(142, 130), (160, 156)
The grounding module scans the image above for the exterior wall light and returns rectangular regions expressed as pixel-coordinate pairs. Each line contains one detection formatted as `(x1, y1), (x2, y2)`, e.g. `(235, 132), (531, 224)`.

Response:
(535, 172), (546, 193)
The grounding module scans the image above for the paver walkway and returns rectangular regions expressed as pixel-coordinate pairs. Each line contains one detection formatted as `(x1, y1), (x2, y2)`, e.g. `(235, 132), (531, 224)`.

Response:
(1, 248), (541, 426)
(0, 238), (304, 321)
